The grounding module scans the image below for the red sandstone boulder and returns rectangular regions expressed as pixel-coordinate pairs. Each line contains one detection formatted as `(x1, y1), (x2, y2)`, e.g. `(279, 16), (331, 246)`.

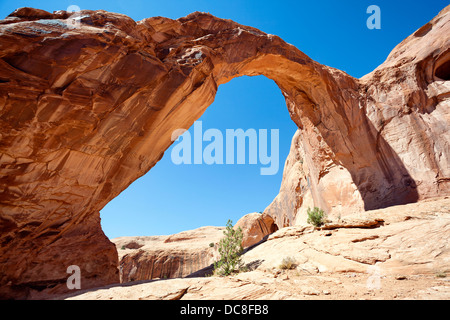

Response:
(113, 226), (224, 282)
(235, 213), (278, 248)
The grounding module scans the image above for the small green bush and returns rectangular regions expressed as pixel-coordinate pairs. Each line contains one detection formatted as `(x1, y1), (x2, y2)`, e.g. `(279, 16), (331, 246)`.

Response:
(307, 207), (326, 227)
(209, 242), (215, 248)
(213, 219), (244, 276)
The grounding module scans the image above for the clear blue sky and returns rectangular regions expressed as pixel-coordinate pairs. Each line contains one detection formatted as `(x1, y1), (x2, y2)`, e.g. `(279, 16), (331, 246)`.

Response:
(1, 1), (447, 238)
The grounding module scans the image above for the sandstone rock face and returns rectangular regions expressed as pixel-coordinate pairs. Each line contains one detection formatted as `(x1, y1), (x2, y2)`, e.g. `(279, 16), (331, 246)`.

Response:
(112, 227), (224, 282)
(247, 197), (450, 276)
(234, 212), (278, 248)
(65, 271), (450, 300)
(114, 219), (278, 283)
(0, 6), (449, 298)
(114, 218), (278, 283)
(65, 197), (450, 300)
(265, 6), (450, 227)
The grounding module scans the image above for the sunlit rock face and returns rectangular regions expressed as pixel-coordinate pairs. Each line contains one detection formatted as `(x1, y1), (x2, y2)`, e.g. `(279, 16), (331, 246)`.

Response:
(0, 6), (448, 298)
(112, 227), (225, 282)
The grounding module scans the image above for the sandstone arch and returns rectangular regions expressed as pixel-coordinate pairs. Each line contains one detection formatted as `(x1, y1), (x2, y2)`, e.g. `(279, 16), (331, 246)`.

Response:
(0, 7), (448, 298)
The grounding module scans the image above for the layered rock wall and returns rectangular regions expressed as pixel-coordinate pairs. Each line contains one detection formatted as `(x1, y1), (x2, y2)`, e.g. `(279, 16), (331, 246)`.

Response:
(113, 227), (224, 282)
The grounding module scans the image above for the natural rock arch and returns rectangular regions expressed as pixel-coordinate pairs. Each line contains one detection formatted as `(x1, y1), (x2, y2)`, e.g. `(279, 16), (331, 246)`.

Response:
(0, 7), (448, 298)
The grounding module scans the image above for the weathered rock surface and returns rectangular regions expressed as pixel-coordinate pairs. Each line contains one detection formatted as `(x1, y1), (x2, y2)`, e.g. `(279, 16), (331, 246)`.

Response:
(64, 197), (450, 300)
(0, 5), (449, 298)
(63, 272), (450, 300)
(113, 217), (279, 283)
(234, 212), (278, 248)
(265, 6), (450, 227)
(64, 269), (450, 300)
(112, 226), (224, 282)
(245, 197), (450, 276)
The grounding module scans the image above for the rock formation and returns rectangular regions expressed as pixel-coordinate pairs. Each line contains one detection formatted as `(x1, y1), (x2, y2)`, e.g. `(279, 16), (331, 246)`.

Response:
(113, 216), (277, 283)
(65, 197), (450, 300)
(265, 10), (450, 226)
(247, 197), (450, 276)
(0, 5), (449, 298)
(113, 227), (224, 282)
(235, 212), (278, 248)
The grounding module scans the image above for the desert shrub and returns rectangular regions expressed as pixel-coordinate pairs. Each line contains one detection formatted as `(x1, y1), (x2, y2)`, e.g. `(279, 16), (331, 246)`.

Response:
(435, 271), (447, 278)
(279, 256), (297, 270)
(209, 242), (215, 248)
(213, 219), (244, 276)
(307, 207), (326, 227)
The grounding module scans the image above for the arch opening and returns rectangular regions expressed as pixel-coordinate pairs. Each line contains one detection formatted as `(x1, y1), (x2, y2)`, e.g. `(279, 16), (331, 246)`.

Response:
(100, 75), (297, 239)
(101, 75), (293, 282)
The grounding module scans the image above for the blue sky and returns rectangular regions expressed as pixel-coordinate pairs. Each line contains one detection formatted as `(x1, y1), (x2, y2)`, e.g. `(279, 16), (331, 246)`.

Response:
(1, 1), (447, 238)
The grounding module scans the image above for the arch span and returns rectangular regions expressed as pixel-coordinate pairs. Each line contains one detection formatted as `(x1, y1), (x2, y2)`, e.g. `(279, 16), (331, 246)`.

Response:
(0, 7), (448, 298)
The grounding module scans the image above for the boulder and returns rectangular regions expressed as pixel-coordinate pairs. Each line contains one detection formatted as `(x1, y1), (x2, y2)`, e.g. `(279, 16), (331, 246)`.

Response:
(235, 213), (278, 248)
(112, 227), (224, 282)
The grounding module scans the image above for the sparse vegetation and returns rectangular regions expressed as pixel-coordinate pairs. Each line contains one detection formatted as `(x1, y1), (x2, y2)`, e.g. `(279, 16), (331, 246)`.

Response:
(435, 271), (447, 278)
(307, 207), (326, 227)
(213, 219), (244, 276)
(209, 242), (215, 248)
(279, 256), (297, 270)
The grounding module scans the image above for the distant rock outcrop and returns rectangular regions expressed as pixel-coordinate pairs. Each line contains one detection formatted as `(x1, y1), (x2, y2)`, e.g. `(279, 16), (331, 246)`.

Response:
(113, 227), (224, 282)
(113, 216), (279, 283)
(0, 5), (448, 298)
